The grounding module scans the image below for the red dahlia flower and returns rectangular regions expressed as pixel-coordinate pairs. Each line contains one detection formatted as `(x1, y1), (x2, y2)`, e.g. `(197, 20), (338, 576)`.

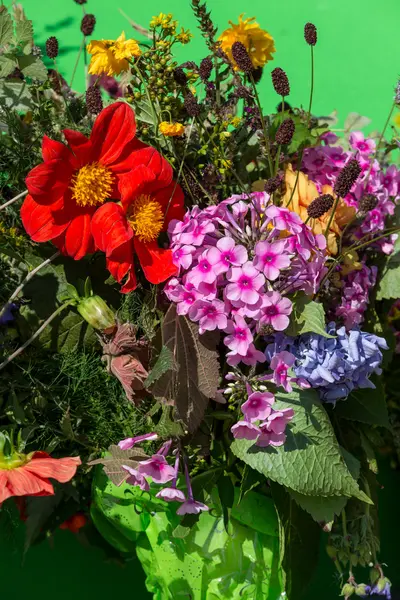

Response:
(21, 103), (145, 260)
(91, 147), (185, 292)
(0, 451), (81, 504)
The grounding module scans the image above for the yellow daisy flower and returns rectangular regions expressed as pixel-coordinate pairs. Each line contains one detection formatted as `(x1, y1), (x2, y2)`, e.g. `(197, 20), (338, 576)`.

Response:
(218, 14), (275, 71)
(87, 32), (141, 77)
(159, 121), (185, 137)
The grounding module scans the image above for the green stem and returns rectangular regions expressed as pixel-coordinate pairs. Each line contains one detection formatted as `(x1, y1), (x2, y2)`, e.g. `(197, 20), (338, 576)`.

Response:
(306, 46), (314, 128)
(324, 194), (340, 238)
(249, 73), (274, 176)
(70, 38), (84, 88)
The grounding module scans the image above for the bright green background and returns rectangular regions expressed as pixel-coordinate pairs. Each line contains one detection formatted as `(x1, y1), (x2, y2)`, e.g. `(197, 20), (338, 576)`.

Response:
(21, 0), (400, 129)
(2, 0), (400, 598)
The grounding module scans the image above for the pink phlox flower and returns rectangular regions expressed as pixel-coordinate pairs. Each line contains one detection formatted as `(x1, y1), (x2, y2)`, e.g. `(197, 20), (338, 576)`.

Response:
(381, 164), (399, 197)
(254, 240), (292, 280)
(207, 237), (248, 274)
(137, 454), (176, 484)
(187, 250), (218, 287)
(224, 315), (253, 356)
(188, 299), (228, 334)
(156, 487), (186, 503)
(122, 465), (150, 491)
(231, 421), (261, 440)
(176, 499), (209, 515)
(323, 146), (347, 167)
(197, 279), (218, 299)
(320, 131), (338, 145)
(178, 219), (215, 246)
(256, 408), (294, 447)
(258, 292), (292, 332)
(269, 351), (296, 392)
(118, 432), (158, 450)
(226, 343), (266, 367)
(349, 131), (376, 155)
(172, 245), (195, 271)
(226, 262), (265, 305)
(241, 391), (275, 422)
(166, 281), (202, 316)
(266, 205), (303, 234)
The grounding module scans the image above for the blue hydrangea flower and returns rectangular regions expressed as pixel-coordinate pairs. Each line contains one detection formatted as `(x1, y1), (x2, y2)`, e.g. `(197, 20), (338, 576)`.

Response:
(0, 302), (18, 327)
(265, 323), (388, 404)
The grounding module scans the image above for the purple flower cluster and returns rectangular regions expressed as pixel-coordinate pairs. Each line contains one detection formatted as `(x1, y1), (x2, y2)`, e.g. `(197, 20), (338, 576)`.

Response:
(303, 131), (399, 254)
(166, 193), (327, 366)
(265, 324), (388, 404)
(231, 388), (294, 445)
(335, 262), (378, 329)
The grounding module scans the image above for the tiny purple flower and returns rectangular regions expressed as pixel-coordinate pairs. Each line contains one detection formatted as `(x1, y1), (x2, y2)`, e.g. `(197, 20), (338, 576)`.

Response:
(137, 454), (176, 484)
(241, 391), (275, 422)
(226, 262), (265, 305)
(231, 421), (261, 440)
(122, 465), (150, 491)
(156, 487), (186, 502)
(176, 499), (209, 515)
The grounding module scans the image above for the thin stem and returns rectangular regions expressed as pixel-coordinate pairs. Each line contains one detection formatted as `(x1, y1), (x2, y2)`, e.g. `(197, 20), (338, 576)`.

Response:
(363, 99), (396, 192)
(0, 302), (70, 372)
(341, 510), (348, 538)
(0, 251), (60, 319)
(70, 38), (85, 88)
(0, 190), (28, 211)
(306, 46), (314, 128)
(324, 193), (340, 238)
(83, 36), (88, 89)
(249, 73), (274, 175)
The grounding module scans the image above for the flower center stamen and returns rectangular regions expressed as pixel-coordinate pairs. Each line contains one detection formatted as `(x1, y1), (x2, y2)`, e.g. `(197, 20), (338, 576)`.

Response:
(71, 162), (114, 207)
(128, 194), (164, 243)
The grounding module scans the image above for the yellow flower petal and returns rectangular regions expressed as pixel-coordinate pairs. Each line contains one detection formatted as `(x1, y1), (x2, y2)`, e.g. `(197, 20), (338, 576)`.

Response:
(219, 14), (275, 71)
(159, 121), (185, 137)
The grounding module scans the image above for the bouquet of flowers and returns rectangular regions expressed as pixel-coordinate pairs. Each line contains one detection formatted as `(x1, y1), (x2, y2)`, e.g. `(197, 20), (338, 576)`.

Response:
(1, 1), (400, 598)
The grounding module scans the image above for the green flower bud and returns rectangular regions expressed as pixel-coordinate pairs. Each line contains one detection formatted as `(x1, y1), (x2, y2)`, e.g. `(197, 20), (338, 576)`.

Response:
(341, 583), (355, 597)
(355, 584), (369, 596)
(376, 577), (390, 592)
(77, 296), (116, 333)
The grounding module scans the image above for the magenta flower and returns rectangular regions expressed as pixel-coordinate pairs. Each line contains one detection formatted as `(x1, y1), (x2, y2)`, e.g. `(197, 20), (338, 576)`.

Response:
(266, 205), (303, 234)
(241, 391), (275, 422)
(118, 432), (158, 450)
(226, 262), (265, 305)
(224, 315), (253, 356)
(258, 292), (292, 332)
(178, 219), (215, 246)
(254, 240), (292, 281)
(122, 465), (150, 491)
(187, 251), (217, 287)
(256, 429), (286, 447)
(137, 454), (176, 484)
(349, 131), (376, 155)
(269, 351), (296, 392)
(207, 237), (248, 275)
(166, 281), (202, 316)
(176, 499), (209, 515)
(256, 408), (294, 447)
(226, 343), (266, 367)
(172, 245), (195, 271)
(231, 421), (261, 440)
(188, 299), (228, 334)
(156, 487), (186, 503)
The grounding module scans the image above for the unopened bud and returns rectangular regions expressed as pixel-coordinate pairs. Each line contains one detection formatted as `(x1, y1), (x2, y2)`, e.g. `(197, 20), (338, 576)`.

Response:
(77, 296), (116, 333)
(355, 584), (369, 596)
(341, 583), (355, 597)
(375, 577), (391, 593)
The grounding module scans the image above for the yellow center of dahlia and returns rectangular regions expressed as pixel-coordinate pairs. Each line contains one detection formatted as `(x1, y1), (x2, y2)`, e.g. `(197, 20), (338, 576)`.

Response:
(128, 195), (164, 243)
(71, 162), (114, 207)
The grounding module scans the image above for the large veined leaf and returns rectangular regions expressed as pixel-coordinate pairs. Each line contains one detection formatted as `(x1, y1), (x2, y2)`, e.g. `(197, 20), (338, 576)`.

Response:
(288, 294), (334, 338)
(0, 80), (33, 111)
(376, 238), (400, 300)
(18, 55), (47, 82)
(144, 345), (176, 388)
(14, 19), (33, 52)
(0, 10), (13, 46)
(152, 304), (219, 433)
(0, 55), (16, 78)
(334, 377), (390, 429)
(231, 387), (371, 503)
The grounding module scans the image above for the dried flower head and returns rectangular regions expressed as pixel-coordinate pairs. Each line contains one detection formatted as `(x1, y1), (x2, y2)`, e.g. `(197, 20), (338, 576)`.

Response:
(235, 84), (252, 99)
(271, 67), (290, 96)
(304, 22), (317, 46)
(173, 67), (187, 86)
(307, 194), (335, 219)
(86, 85), (103, 114)
(231, 41), (254, 74)
(199, 57), (213, 81)
(184, 91), (201, 117)
(275, 118), (295, 145)
(45, 36), (59, 59)
(74, 0), (87, 4)
(219, 14), (275, 70)
(333, 158), (362, 198)
(191, 0), (218, 51)
(358, 193), (378, 213)
(81, 14), (96, 36)
(264, 175), (282, 194)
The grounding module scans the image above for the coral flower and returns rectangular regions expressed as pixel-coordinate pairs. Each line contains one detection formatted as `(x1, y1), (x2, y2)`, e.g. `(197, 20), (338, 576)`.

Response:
(219, 14), (275, 70)
(282, 165), (356, 255)
(159, 121), (185, 137)
(0, 451), (81, 504)
(21, 103), (147, 260)
(87, 32), (141, 77)
(91, 149), (184, 292)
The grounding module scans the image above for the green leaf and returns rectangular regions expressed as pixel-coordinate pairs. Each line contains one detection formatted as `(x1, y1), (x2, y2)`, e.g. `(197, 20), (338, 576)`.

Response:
(134, 97), (157, 126)
(0, 80), (33, 110)
(18, 55), (47, 82)
(0, 54), (16, 78)
(238, 465), (263, 504)
(271, 483), (320, 600)
(231, 387), (371, 503)
(84, 276), (93, 298)
(152, 304), (220, 433)
(144, 345), (175, 388)
(376, 239), (400, 300)
(334, 377), (390, 429)
(0, 11), (13, 47)
(89, 445), (149, 487)
(344, 112), (371, 133)
(289, 294), (334, 338)
(15, 19), (33, 51)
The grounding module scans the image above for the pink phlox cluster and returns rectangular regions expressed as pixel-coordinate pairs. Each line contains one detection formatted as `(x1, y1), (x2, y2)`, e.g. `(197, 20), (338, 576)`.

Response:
(334, 262), (378, 329)
(166, 193), (327, 367)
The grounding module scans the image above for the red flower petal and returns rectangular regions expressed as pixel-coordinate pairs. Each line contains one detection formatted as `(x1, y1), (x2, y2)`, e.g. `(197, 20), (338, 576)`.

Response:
(20, 194), (68, 242)
(63, 129), (93, 168)
(110, 138), (148, 174)
(119, 164), (158, 207)
(134, 239), (177, 284)
(26, 159), (73, 204)
(42, 136), (71, 163)
(24, 454), (81, 483)
(106, 242), (137, 293)
(0, 472), (13, 504)
(63, 214), (94, 260)
(90, 103), (137, 166)
(6, 468), (54, 498)
(153, 182), (185, 227)
(91, 202), (133, 257)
